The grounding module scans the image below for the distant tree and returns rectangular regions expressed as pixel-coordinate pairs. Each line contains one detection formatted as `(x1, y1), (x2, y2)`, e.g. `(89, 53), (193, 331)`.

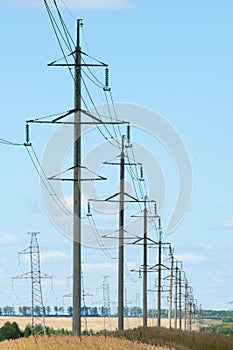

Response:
(3, 306), (15, 316)
(148, 309), (157, 318)
(67, 306), (73, 316)
(222, 317), (233, 322)
(81, 306), (89, 317)
(54, 306), (58, 316)
(129, 306), (142, 317)
(58, 306), (64, 315)
(34, 305), (42, 316)
(124, 306), (129, 317)
(90, 306), (98, 317)
(21, 306), (31, 316)
(46, 306), (51, 316)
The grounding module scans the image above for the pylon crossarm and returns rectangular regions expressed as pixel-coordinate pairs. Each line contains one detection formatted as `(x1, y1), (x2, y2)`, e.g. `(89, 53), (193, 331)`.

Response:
(102, 229), (140, 240)
(40, 272), (52, 279)
(130, 237), (158, 245)
(49, 177), (107, 181)
(95, 192), (141, 202)
(18, 247), (31, 254)
(12, 272), (32, 279)
(103, 192), (120, 201)
(27, 108), (127, 125)
(48, 164), (107, 182)
(81, 109), (128, 124)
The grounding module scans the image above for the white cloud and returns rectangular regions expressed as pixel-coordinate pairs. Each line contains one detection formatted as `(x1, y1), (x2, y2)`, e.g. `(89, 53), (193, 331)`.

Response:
(0, 233), (20, 246)
(222, 219), (233, 229)
(210, 219), (233, 231)
(41, 250), (69, 261)
(175, 253), (206, 263)
(2, 0), (135, 10)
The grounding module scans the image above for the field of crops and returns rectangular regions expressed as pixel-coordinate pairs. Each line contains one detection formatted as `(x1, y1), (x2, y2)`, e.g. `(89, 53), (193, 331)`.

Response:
(0, 316), (173, 332)
(0, 335), (173, 350)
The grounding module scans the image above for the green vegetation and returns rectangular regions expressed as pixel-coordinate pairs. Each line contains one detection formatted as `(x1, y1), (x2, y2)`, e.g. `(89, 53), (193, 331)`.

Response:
(202, 322), (233, 337)
(202, 309), (233, 319)
(0, 322), (71, 342)
(113, 326), (233, 350)
(0, 322), (23, 341)
(1, 321), (233, 349)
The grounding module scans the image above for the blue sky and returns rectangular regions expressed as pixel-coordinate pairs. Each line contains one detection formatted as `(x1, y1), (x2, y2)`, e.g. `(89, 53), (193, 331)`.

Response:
(0, 0), (233, 313)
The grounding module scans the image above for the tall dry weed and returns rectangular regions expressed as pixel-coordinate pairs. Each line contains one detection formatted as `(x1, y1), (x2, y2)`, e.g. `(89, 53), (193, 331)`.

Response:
(0, 335), (172, 350)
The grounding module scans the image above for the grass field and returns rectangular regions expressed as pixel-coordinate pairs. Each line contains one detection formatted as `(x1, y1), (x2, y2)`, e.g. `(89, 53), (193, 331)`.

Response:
(0, 335), (173, 350)
(0, 316), (176, 332)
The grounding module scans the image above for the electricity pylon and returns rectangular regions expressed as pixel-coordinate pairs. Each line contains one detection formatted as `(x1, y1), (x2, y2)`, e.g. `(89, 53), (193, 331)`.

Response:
(103, 275), (111, 331)
(13, 232), (51, 334)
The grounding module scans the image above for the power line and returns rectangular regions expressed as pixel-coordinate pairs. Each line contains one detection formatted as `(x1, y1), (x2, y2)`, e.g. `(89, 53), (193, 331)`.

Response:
(0, 138), (24, 146)
(86, 214), (117, 260)
(25, 145), (72, 217)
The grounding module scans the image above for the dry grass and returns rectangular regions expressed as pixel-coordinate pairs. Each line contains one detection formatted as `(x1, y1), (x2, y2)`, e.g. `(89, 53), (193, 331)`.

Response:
(0, 335), (173, 350)
(113, 326), (233, 350)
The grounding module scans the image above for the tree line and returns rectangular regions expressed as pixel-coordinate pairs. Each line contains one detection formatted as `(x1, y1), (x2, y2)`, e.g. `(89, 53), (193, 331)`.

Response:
(0, 305), (169, 317)
(1, 306), (232, 318)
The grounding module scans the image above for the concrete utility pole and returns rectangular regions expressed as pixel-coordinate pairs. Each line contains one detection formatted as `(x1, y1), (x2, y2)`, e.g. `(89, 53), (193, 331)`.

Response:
(178, 269), (182, 330)
(95, 131), (140, 331)
(157, 217), (162, 327)
(187, 286), (193, 332)
(118, 136), (125, 331)
(168, 247), (174, 329)
(184, 279), (188, 331)
(147, 217), (170, 327)
(131, 197), (158, 328)
(73, 19), (82, 337)
(188, 301), (192, 332)
(143, 199), (148, 327)
(28, 12), (127, 337)
(174, 261), (178, 329)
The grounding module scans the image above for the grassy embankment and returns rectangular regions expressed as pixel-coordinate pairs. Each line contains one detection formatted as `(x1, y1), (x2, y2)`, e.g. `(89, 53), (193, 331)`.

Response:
(0, 335), (172, 350)
(113, 326), (233, 350)
(1, 323), (233, 350)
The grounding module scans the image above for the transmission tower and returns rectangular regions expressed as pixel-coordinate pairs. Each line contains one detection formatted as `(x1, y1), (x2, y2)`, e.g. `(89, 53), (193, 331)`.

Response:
(103, 275), (111, 331)
(13, 232), (51, 334)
